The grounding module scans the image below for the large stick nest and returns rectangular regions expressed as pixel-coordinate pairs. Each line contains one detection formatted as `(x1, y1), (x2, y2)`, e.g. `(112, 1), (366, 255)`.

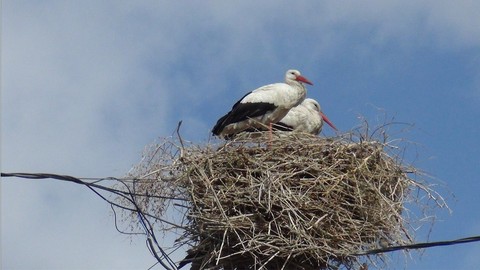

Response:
(122, 125), (446, 270)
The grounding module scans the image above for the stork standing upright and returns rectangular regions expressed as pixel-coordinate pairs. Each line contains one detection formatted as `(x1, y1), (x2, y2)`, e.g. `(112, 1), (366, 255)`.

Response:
(212, 69), (312, 137)
(274, 98), (337, 135)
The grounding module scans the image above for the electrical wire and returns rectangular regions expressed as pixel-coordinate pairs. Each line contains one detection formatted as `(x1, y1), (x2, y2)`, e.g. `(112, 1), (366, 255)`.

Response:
(352, 235), (480, 256)
(3, 172), (480, 264)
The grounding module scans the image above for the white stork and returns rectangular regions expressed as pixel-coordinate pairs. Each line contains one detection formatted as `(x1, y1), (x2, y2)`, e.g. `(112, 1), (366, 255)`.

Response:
(274, 98), (337, 134)
(212, 69), (312, 137)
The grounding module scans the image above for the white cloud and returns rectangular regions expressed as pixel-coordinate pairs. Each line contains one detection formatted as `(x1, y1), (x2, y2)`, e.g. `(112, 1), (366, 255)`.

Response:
(3, 1), (480, 269)
(2, 1), (172, 269)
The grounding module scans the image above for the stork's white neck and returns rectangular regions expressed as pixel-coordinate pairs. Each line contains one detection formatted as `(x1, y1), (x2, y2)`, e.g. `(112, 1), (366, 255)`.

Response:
(285, 81), (307, 108)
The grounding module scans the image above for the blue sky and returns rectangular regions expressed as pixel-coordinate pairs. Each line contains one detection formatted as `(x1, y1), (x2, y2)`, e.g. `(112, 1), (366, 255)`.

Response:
(2, 1), (480, 269)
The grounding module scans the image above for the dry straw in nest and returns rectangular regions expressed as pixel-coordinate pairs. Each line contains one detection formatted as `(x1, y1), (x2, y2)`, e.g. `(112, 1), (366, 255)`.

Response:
(122, 125), (446, 270)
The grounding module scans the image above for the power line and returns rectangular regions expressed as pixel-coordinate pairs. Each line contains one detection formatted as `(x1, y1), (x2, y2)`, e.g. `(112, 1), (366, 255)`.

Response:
(1, 172), (181, 270)
(0, 172), (189, 231)
(0, 172), (186, 200)
(353, 235), (480, 256)
(2, 172), (480, 258)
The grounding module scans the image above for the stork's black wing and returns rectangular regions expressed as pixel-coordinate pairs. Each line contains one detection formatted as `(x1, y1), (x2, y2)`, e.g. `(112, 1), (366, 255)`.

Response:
(212, 92), (277, 135)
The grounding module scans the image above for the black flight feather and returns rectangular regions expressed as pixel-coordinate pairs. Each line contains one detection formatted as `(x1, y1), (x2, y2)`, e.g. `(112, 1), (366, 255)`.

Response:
(241, 122), (294, 133)
(212, 94), (277, 135)
(272, 122), (294, 131)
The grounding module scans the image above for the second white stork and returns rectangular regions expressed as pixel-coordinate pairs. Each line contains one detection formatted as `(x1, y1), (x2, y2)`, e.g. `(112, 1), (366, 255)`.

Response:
(212, 69), (312, 137)
(274, 98), (337, 134)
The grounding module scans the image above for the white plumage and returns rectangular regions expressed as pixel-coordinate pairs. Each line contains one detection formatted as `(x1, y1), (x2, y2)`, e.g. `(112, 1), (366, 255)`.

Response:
(212, 69), (312, 137)
(275, 98), (337, 135)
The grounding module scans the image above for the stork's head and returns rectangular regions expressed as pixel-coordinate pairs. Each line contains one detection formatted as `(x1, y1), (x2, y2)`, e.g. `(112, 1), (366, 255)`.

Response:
(286, 69), (313, 85)
(303, 98), (338, 131)
(303, 98), (321, 112)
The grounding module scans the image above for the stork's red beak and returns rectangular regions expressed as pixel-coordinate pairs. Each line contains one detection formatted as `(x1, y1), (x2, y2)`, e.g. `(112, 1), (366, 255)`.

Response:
(320, 111), (337, 131)
(295, 75), (313, 85)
